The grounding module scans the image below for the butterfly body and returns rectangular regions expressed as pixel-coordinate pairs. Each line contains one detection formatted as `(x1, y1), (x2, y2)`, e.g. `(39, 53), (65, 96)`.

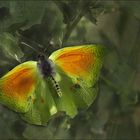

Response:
(0, 44), (104, 125)
(37, 54), (62, 97)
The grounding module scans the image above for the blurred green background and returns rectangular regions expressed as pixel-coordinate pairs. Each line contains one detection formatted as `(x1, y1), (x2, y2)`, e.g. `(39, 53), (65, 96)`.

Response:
(0, 0), (140, 139)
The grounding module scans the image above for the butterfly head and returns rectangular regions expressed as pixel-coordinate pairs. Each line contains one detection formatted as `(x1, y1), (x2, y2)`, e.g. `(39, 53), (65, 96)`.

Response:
(37, 53), (46, 62)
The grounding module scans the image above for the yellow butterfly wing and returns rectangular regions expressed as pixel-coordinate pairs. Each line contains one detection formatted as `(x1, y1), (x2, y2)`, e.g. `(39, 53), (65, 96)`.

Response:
(0, 61), (58, 125)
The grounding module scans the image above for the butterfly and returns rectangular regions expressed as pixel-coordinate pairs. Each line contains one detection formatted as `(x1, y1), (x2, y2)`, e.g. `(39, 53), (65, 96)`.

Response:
(0, 44), (104, 125)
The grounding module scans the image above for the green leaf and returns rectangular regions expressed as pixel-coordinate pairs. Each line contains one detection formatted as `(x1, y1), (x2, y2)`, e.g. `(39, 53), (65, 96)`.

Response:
(0, 1), (47, 31)
(0, 32), (24, 62)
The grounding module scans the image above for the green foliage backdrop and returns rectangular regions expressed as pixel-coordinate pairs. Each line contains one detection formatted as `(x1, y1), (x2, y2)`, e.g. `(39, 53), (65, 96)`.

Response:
(0, 0), (140, 139)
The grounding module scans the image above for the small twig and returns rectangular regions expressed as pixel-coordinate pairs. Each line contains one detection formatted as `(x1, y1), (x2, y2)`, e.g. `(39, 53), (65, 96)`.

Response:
(61, 1), (92, 46)
(62, 10), (84, 46)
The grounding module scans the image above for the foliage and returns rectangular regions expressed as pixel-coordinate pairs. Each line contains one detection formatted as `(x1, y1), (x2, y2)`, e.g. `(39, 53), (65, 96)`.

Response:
(0, 0), (140, 139)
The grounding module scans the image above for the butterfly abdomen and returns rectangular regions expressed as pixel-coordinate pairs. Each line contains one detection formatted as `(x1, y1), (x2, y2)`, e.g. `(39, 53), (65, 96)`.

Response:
(50, 76), (62, 97)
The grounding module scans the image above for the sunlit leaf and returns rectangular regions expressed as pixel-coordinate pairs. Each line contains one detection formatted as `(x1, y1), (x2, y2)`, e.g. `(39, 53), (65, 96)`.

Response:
(0, 32), (24, 62)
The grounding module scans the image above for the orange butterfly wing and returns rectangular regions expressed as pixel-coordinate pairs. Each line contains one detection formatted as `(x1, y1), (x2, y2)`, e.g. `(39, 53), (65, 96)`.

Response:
(49, 45), (104, 87)
(0, 61), (38, 112)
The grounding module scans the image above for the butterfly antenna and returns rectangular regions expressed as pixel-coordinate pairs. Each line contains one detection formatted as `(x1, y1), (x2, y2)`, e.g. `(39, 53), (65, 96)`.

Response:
(17, 31), (46, 55)
(21, 41), (38, 53)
